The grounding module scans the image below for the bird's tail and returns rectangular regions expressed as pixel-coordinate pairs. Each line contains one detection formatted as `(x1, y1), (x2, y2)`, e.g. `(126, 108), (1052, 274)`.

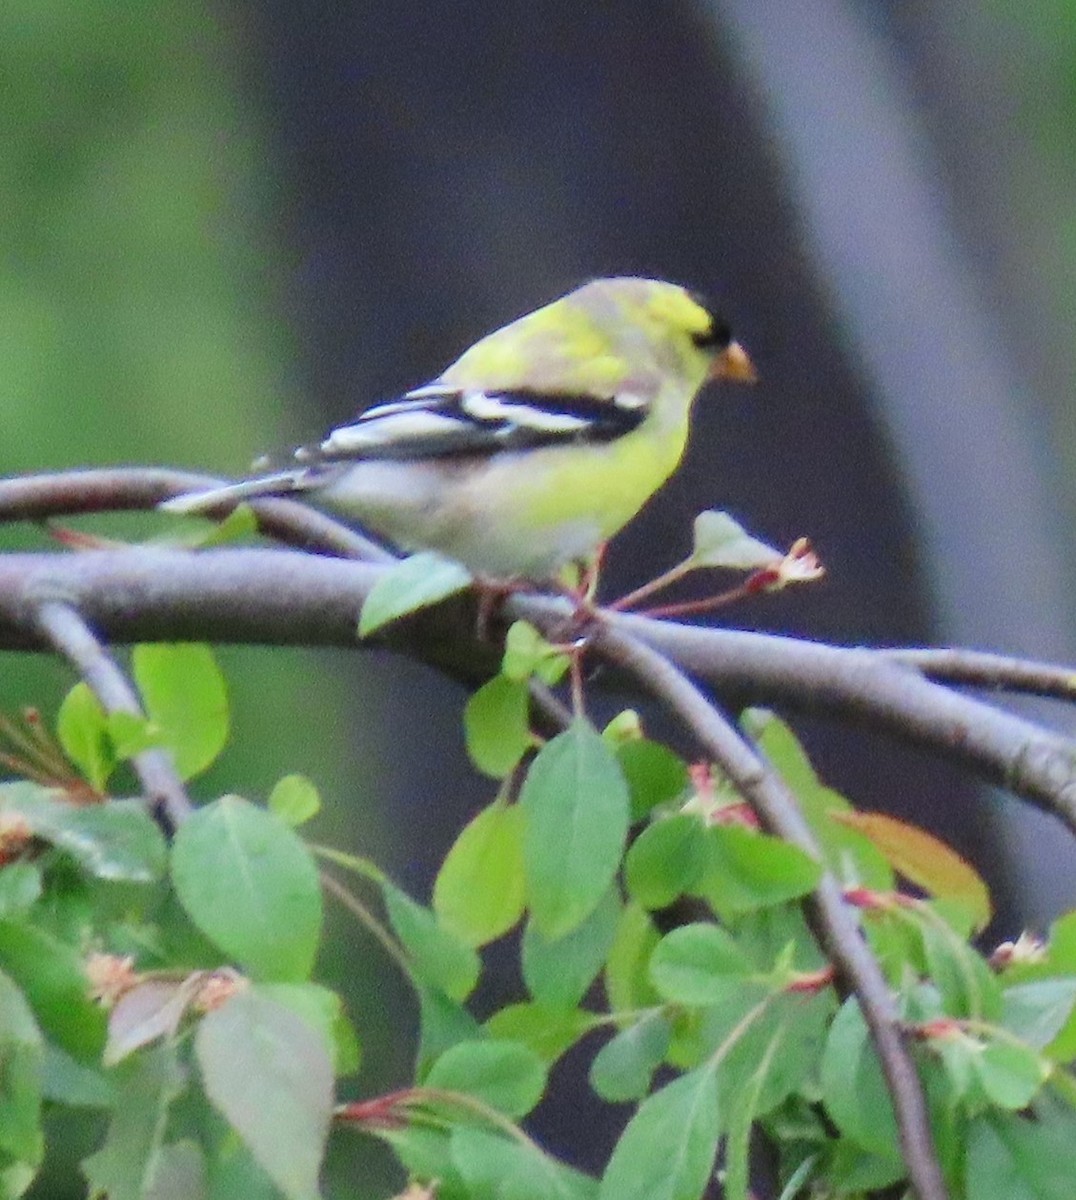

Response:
(159, 470), (306, 516)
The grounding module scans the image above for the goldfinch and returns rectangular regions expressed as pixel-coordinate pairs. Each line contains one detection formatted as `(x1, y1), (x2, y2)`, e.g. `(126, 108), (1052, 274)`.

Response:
(162, 277), (755, 577)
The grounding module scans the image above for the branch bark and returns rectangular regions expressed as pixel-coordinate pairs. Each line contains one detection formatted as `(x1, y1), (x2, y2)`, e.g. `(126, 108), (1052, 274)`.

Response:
(32, 599), (193, 831)
(0, 546), (1072, 839)
(0, 467), (392, 562)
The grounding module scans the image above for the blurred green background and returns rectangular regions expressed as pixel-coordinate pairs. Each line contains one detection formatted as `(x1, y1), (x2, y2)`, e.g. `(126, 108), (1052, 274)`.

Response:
(3, 1), (1076, 1195)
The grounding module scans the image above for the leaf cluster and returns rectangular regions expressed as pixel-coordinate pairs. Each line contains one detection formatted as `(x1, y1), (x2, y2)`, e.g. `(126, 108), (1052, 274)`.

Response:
(0, 634), (1073, 1200)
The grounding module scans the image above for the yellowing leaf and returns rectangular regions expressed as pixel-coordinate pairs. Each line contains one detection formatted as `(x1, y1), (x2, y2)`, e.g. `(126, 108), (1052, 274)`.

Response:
(832, 811), (991, 931)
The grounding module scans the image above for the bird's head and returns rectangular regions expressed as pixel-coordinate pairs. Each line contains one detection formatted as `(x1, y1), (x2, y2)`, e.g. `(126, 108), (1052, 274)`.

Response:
(573, 277), (756, 390)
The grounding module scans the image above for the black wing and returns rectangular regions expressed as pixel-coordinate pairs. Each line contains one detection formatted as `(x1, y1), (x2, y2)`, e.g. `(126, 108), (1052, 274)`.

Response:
(300, 385), (648, 463)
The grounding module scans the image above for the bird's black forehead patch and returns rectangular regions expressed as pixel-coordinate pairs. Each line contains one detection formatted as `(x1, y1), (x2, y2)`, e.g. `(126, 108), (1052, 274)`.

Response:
(687, 290), (733, 350)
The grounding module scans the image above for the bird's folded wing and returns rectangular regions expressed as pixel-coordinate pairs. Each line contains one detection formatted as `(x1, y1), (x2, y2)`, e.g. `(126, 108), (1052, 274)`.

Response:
(304, 384), (649, 462)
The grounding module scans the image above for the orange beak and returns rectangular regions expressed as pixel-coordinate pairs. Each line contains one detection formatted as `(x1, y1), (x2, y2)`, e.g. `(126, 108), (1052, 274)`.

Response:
(709, 340), (757, 383)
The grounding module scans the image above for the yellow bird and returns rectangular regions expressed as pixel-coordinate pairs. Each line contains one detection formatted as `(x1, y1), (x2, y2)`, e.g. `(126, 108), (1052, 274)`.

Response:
(163, 278), (755, 577)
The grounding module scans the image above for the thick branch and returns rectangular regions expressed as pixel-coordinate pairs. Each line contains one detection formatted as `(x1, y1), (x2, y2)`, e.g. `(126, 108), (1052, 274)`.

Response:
(605, 610), (1076, 835)
(32, 600), (193, 831)
(0, 547), (1074, 838)
(594, 625), (946, 1200)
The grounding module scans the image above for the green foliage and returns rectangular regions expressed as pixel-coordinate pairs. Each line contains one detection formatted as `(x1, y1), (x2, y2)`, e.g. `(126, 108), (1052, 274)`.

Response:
(520, 721), (629, 939)
(425, 1039), (547, 1118)
(690, 510), (782, 569)
(132, 643), (229, 781)
(196, 990), (333, 1200)
(463, 676), (532, 778)
(599, 1066), (721, 1200)
(267, 774), (322, 828)
(172, 796), (323, 982)
(358, 553), (472, 635)
(0, 653), (1073, 1200)
(433, 799), (526, 946)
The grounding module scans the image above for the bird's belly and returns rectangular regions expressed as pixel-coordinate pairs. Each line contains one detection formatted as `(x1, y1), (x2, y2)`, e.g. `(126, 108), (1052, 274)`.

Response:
(313, 432), (683, 577)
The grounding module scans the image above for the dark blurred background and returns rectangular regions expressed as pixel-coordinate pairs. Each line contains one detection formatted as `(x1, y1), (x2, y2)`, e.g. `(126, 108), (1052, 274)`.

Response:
(4, 1), (1076, 1195)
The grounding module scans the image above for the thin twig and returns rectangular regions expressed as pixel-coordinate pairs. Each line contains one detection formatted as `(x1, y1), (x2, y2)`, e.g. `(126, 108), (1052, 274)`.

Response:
(637, 578), (756, 620)
(0, 467), (392, 563)
(528, 679), (573, 735)
(882, 647), (1076, 702)
(319, 870), (412, 980)
(607, 558), (695, 612)
(31, 600), (193, 832)
(592, 624), (947, 1200)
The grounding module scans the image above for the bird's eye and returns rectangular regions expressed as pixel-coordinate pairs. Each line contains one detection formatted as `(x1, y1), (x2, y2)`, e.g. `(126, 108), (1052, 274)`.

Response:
(686, 290), (732, 350)
(691, 317), (732, 351)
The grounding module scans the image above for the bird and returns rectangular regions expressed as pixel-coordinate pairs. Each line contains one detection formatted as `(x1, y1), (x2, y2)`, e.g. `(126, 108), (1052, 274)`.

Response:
(161, 277), (755, 579)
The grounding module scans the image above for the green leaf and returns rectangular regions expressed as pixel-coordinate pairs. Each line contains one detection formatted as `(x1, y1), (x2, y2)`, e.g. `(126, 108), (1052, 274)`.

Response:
(821, 1140), (905, 1195)
(966, 1103), (1076, 1200)
(484, 1003), (592, 1065)
(748, 710), (893, 890)
(207, 1133), (280, 1200)
(171, 795), (322, 981)
(82, 1045), (185, 1200)
(599, 1067), (720, 1200)
(139, 1140), (207, 1200)
(375, 1124), (462, 1196)
(692, 825), (821, 916)
(589, 1013), (671, 1102)
(934, 1031), (978, 1102)
(133, 643), (229, 779)
(426, 1038), (547, 1118)
(522, 886), (620, 1008)
(973, 1039), (1047, 1110)
(0, 920), (105, 1059)
(723, 1021), (785, 1200)
(433, 800), (526, 947)
(41, 1043), (113, 1108)
(257, 982), (361, 1077)
(267, 775), (321, 827)
(605, 903), (662, 1012)
(463, 676), (532, 779)
(1001, 978), (1076, 1050)
(383, 882), (480, 1002)
(0, 865), (41, 919)
(1004, 914), (1076, 1060)
(56, 682), (114, 791)
(106, 711), (164, 760)
(358, 552), (472, 635)
(502, 621), (570, 685)
(602, 709), (644, 746)
(716, 991), (831, 1115)
(195, 501), (259, 547)
(0, 968), (43, 1168)
(649, 923), (754, 1006)
(452, 1126), (597, 1200)
(664, 986), (769, 1072)
(690, 511), (780, 570)
(918, 914), (1001, 1020)
(616, 740), (690, 822)
(625, 814), (709, 910)
(196, 991), (332, 1200)
(12, 793), (166, 883)
(520, 722), (629, 939)
(832, 810), (992, 930)
(819, 997), (900, 1162)
(416, 985), (484, 1080)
